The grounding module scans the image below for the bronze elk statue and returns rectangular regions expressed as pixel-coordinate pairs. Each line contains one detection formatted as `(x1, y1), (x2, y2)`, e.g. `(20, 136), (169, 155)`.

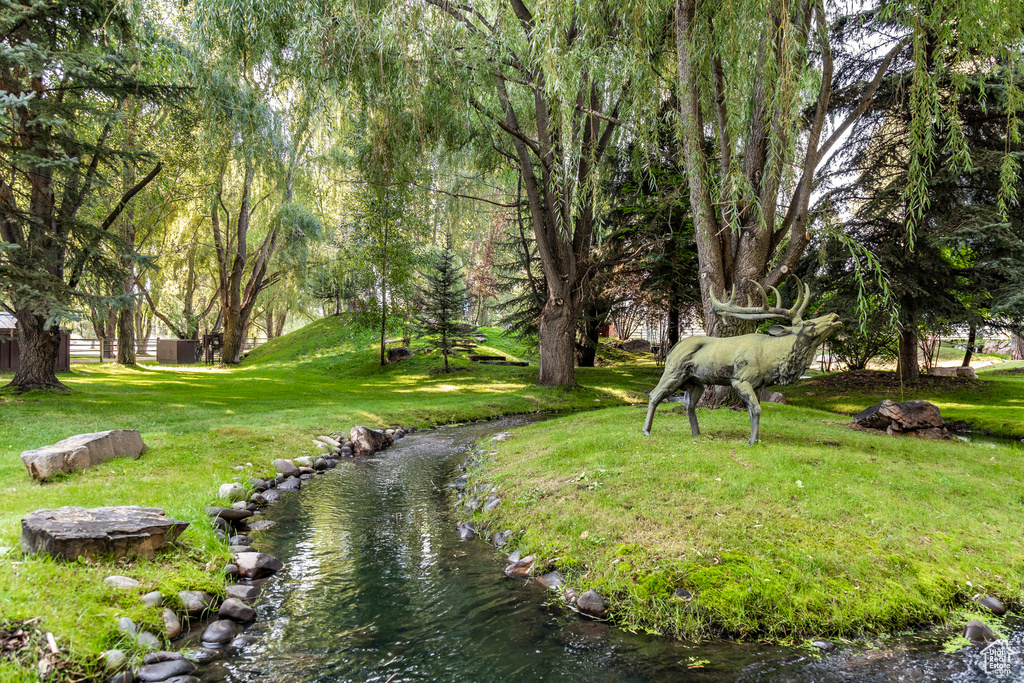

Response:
(643, 277), (841, 445)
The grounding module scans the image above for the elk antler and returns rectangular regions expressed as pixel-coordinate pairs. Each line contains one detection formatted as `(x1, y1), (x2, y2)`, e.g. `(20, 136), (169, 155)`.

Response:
(710, 276), (812, 323)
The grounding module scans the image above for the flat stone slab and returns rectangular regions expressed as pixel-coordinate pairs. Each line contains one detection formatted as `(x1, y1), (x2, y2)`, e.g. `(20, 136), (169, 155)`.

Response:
(21, 506), (189, 560)
(21, 430), (147, 481)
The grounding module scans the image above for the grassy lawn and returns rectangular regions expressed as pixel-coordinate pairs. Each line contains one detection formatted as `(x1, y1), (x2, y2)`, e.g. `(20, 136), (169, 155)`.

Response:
(782, 362), (1024, 438)
(0, 317), (659, 679)
(476, 399), (1024, 642)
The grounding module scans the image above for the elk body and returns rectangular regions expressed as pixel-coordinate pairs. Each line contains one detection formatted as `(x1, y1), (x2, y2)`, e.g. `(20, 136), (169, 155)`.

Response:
(643, 278), (842, 445)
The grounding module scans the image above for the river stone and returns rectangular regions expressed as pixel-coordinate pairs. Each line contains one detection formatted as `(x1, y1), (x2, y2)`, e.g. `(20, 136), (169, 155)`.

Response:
(20, 429), (147, 481)
(234, 552), (283, 579)
(161, 608), (181, 639)
(136, 631), (161, 649)
(457, 521), (475, 541)
(576, 590), (609, 619)
(491, 530), (511, 547)
(218, 598), (256, 622)
(349, 426), (393, 455)
(102, 649), (127, 670)
(483, 496), (501, 512)
(247, 478), (269, 492)
(504, 555), (535, 578)
(812, 639), (835, 652)
(674, 588), (693, 601)
(249, 492), (268, 506)
(117, 617), (138, 635)
(225, 584), (260, 602)
(105, 575), (142, 590)
(261, 490), (282, 504)
(979, 596), (1007, 615)
(21, 506), (188, 561)
(313, 458), (329, 471)
(272, 459), (298, 476)
(163, 677), (200, 683)
(142, 591), (163, 607)
(293, 456), (313, 467)
(178, 590), (216, 616)
(217, 483), (245, 501)
(229, 545), (256, 554)
(201, 620), (241, 646)
(278, 476), (301, 491)
(228, 535), (252, 546)
(142, 651), (182, 665)
(249, 520), (276, 531)
(206, 507), (253, 522)
(109, 672), (135, 683)
(537, 572), (563, 591)
(963, 619), (998, 643)
(231, 635), (257, 648)
(138, 658), (194, 682)
(298, 466), (314, 475)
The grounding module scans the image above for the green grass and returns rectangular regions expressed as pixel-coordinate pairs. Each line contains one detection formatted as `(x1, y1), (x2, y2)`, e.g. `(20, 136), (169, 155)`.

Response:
(782, 362), (1024, 438)
(0, 316), (659, 678)
(474, 400), (1024, 641)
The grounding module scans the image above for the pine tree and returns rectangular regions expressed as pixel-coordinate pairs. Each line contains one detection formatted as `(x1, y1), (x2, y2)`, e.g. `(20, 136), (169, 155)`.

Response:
(415, 237), (469, 373)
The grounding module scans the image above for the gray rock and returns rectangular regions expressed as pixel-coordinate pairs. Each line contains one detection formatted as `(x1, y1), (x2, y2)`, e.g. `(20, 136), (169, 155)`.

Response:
(178, 590), (216, 616)
(261, 490), (282, 504)
(230, 635), (257, 648)
(299, 472), (314, 480)
(205, 507), (253, 522)
(576, 590), (609, 619)
(161, 677), (200, 683)
(247, 478), (269, 492)
(117, 616), (138, 635)
(854, 399), (949, 438)
(135, 631), (161, 649)
(109, 672), (135, 683)
(758, 389), (787, 404)
(217, 483), (245, 501)
(21, 506), (188, 561)
(104, 575), (142, 590)
(349, 426), (393, 456)
(225, 564), (239, 579)
(228, 535), (252, 546)
(248, 520), (276, 531)
(457, 521), (475, 541)
(218, 598), (256, 622)
(313, 458), (329, 471)
(138, 658), (194, 682)
(271, 459), (298, 476)
(20, 429), (147, 481)
(201, 620), (241, 645)
(293, 456), (313, 467)
(277, 476), (301, 491)
(141, 651), (182, 664)
(504, 555), (535, 578)
(229, 545), (255, 554)
(225, 584), (260, 602)
(325, 458), (338, 468)
(249, 492), (268, 505)
(386, 347), (414, 363)
(673, 588), (692, 601)
(963, 619), (998, 643)
(537, 572), (563, 590)
(141, 591), (163, 607)
(101, 649), (127, 670)
(483, 496), (501, 512)
(162, 608), (181, 640)
(812, 639), (835, 652)
(621, 338), (652, 353)
(491, 530), (511, 547)
(979, 596), (1007, 615)
(230, 501), (248, 511)
(234, 552), (283, 579)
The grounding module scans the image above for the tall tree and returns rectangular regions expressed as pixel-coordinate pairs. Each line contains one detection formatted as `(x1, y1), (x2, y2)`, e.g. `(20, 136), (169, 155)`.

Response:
(0, 0), (167, 390)
(415, 235), (470, 373)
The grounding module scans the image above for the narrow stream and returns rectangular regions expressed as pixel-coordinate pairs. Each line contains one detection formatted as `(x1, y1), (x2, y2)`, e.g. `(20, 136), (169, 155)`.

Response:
(193, 416), (1023, 682)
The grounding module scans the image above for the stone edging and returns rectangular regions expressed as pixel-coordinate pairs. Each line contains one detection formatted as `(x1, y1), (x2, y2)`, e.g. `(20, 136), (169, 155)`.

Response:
(99, 424), (415, 683)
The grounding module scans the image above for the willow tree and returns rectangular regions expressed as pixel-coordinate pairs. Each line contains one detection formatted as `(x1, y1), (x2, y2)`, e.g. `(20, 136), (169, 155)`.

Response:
(670, 0), (1024, 337)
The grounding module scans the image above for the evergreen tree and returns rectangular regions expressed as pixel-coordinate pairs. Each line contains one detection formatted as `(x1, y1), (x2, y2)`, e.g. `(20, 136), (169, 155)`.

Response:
(415, 237), (469, 373)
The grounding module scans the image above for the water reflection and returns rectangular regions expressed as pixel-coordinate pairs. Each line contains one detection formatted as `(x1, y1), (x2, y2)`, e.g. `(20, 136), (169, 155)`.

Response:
(196, 417), (1022, 682)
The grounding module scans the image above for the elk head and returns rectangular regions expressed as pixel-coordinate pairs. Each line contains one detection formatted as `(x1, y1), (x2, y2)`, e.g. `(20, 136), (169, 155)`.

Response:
(709, 276), (842, 343)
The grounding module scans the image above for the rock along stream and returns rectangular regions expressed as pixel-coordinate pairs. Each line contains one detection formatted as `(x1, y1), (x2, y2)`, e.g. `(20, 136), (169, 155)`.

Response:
(193, 415), (1023, 682)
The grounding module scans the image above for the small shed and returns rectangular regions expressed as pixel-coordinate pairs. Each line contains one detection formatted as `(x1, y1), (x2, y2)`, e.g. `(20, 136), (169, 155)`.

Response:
(0, 312), (71, 372)
(157, 338), (200, 364)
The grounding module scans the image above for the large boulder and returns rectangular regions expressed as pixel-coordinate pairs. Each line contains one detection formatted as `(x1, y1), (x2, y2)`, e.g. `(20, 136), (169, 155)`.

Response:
(621, 339), (652, 353)
(349, 426), (393, 455)
(853, 399), (949, 438)
(386, 347), (414, 363)
(20, 430), (147, 481)
(21, 506), (188, 561)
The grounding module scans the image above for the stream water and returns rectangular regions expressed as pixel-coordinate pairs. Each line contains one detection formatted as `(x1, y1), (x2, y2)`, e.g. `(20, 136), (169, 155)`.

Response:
(193, 416), (1024, 682)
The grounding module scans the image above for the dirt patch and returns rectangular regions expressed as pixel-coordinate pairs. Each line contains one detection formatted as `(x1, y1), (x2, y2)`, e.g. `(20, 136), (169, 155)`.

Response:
(1, 619), (89, 681)
(800, 370), (978, 392)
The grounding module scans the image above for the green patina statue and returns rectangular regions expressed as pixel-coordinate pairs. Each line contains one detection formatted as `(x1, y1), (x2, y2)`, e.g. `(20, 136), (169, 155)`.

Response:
(644, 277), (842, 445)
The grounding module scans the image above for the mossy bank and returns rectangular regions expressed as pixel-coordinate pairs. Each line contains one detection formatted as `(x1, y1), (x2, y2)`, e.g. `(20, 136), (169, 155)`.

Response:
(471, 394), (1024, 641)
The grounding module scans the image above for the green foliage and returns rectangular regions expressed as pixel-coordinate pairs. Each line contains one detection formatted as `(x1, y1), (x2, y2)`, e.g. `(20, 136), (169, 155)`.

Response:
(414, 237), (471, 372)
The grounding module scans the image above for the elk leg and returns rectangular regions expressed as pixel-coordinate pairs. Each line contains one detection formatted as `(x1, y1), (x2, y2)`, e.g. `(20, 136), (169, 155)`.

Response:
(683, 382), (703, 436)
(643, 375), (686, 436)
(730, 379), (761, 445)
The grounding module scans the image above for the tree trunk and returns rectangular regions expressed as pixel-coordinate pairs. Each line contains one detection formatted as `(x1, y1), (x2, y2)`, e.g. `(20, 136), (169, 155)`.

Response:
(222, 306), (244, 365)
(538, 292), (581, 386)
(961, 324), (975, 367)
(668, 292), (681, 348)
(116, 297), (136, 365)
(274, 310), (286, 337)
(897, 317), (920, 381)
(1011, 331), (1024, 361)
(8, 312), (66, 392)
